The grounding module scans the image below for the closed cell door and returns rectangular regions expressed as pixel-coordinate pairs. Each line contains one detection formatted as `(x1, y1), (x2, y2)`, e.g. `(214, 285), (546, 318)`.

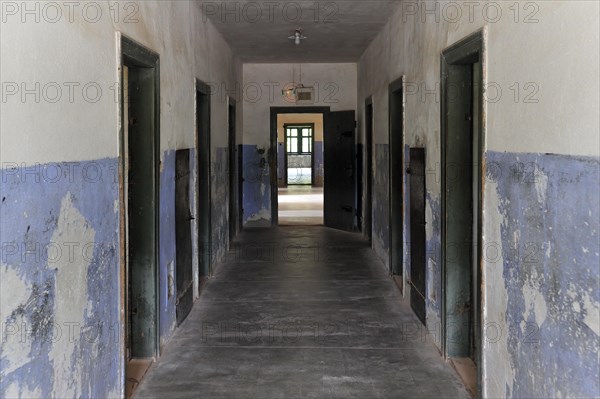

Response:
(175, 149), (193, 325)
(409, 147), (426, 325)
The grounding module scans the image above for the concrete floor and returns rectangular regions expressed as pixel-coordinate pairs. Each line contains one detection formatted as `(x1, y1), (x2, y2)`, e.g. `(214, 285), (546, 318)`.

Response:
(134, 227), (469, 399)
(278, 186), (324, 226)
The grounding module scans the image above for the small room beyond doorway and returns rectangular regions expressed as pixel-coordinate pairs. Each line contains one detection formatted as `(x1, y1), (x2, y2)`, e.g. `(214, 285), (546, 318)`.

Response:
(277, 113), (324, 225)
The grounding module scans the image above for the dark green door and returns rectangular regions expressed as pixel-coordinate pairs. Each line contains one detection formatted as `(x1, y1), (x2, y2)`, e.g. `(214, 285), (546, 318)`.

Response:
(175, 149), (193, 325)
(126, 64), (158, 359)
(409, 148), (426, 325)
(444, 64), (474, 357)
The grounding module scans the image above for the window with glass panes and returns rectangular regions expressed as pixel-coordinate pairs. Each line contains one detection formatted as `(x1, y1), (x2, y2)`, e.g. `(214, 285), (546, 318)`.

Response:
(285, 125), (312, 154)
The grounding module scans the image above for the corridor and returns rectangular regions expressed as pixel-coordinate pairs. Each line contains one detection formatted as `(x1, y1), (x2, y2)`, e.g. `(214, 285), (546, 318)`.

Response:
(278, 187), (324, 225)
(2, 1), (599, 398)
(134, 227), (468, 398)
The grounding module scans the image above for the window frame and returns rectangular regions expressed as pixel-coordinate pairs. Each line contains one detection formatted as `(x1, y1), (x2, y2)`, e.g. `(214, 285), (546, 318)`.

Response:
(284, 124), (314, 155)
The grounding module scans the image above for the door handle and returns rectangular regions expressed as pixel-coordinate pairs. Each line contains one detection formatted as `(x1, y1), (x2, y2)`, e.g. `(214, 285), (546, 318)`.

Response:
(341, 205), (353, 212)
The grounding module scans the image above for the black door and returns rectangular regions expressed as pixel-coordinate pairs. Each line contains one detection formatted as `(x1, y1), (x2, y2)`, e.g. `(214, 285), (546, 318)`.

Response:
(356, 146), (363, 231)
(238, 143), (244, 230)
(196, 82), (211, 281)
(324, 110), (356, 231)
(175, 149), (193, 325)
(409, 147), (426, 325)
(364, 102), (373, 241)
(228, 102), (237, 242)
(444, 63), (476, 357)
(389, 79), (404, 277)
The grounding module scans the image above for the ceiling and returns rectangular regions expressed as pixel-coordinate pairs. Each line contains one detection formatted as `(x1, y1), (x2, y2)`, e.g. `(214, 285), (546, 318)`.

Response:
(199, 0), (401, 63)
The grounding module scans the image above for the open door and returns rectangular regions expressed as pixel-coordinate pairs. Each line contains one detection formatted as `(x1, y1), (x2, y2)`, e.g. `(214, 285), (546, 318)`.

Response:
(324, 110), (356, 231)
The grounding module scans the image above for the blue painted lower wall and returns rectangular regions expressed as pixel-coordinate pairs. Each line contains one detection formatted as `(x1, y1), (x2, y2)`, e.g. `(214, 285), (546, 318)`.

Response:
(0, 159), (121, 398)
(484, 151), (599, 398)
(242, 145), (270, 226)
(425, 192), (442, 347)
(6, 148), (595, 397)
(159, 150), (177, 347)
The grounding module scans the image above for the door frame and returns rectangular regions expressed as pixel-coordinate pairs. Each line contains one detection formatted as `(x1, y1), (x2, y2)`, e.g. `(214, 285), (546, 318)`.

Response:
(118, 33), (161, 374)
(364, 97), (374, 243)
(440, 28), (486, 380)
(388, 76), (405, 284)
(196, 79), (212, 283)
(269, 106), (330, 225)
(283, 122), (315, 186)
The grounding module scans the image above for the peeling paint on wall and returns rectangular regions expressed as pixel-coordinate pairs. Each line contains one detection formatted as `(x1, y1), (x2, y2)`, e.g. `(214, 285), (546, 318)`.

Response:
(482, 177), (515, 398)
(0, 159), (121, 398)
(373, 144), (390, 270)
(48, 193), (96, 398)
(0, 264), (33, 377)
(485, 151), (600, 398)
(159, 150), (177, 347)
(425, 193), (442, 349)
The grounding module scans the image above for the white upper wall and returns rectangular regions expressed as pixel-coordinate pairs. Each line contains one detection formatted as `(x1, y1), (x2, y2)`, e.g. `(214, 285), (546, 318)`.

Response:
(0, 0), (239, 165)
(358, 0), (599, 157)
(243, 63), (357, 147)
(485, 2), (599, 156)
